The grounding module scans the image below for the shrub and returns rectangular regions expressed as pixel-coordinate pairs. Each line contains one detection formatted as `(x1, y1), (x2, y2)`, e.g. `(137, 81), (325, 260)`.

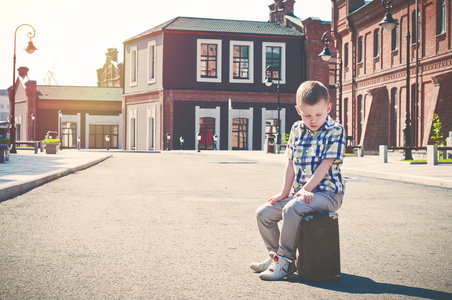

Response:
(43, 139), (60, 143)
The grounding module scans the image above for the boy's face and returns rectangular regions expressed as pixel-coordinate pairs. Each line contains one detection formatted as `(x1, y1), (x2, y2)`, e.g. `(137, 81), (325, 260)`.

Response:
(296, 100), (332, 132)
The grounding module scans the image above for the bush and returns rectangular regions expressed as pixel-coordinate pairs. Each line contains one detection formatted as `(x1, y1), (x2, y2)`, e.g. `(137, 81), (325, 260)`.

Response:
(43, 139), (60, 143)
(0, 138), (10, 144)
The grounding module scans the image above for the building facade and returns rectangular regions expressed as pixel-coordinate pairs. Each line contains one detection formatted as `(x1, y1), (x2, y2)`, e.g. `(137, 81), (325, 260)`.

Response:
(10, 67), (122, 149)
(122, 16), (306, 151)
(122, 0), (336, 151)
(333, 0), (452, 152)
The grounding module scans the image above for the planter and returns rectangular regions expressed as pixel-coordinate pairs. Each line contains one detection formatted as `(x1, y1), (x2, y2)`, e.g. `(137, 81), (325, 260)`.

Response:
(44, 143), (60, 154)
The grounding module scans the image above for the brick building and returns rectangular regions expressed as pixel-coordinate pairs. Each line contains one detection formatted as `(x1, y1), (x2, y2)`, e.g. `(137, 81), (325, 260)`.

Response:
(122, 0), (334, 151)
(333, 0), (452, 152)
(10, 67), (122, 149)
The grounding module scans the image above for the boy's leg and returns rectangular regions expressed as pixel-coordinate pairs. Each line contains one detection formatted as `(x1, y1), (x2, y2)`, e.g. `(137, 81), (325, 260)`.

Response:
(255, 197), (292, 253)
(277, 191), (343, 261)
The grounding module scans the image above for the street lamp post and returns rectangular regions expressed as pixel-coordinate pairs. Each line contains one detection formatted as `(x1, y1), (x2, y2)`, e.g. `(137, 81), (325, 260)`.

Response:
(58, 110), (63, 150)
(10, 24), (37, 154)
(264, 65), (281, 145)
(380, 0), (413, 160)
(213, 134), (218, 151)
(318, 30), (343, 125)
(166, 133), (171, 151)
(179, 136), (184, 150)
(197, 133), (201, 152)
(31, 113), (35, 141)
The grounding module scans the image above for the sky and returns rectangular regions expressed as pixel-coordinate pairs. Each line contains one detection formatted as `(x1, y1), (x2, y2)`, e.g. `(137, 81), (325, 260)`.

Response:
(0, 0), (331, 89)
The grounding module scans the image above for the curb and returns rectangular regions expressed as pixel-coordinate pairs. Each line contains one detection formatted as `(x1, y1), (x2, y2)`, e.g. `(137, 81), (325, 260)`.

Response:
(0, 154), (112, 202)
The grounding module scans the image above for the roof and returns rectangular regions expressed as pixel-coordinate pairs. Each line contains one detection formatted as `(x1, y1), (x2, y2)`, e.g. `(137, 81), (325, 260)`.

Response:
(36, 86), (122, 102)
(124, 17), (304, 43)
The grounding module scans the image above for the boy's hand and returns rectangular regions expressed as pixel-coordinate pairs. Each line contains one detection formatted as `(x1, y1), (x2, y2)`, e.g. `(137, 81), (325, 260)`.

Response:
(268, 193), (288, 205)
(294, 188), (314, 204)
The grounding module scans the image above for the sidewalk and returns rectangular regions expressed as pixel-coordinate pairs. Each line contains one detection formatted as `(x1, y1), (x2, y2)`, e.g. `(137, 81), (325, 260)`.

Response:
(0, 149), (112, 202)
(0, 149), (450, 202)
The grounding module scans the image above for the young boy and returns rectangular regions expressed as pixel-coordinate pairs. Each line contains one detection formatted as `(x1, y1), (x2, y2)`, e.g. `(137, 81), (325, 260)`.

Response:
(251, 81), (346, 281)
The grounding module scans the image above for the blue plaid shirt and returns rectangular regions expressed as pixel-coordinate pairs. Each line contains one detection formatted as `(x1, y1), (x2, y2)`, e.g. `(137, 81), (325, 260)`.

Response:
(285, 115), (346, 194)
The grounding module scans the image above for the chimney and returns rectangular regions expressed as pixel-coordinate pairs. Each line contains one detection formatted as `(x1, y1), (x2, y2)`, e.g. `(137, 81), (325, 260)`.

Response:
(269, 0), (295, 24)
(18, 66), (29, 78)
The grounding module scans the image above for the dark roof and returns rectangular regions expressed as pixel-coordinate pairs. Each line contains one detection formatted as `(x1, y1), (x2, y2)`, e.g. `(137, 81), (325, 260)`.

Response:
(36, 86), (122, 101)
(124, 17), (304, 43)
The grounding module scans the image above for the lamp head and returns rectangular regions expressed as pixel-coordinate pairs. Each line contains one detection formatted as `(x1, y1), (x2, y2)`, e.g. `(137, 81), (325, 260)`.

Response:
(166, 133), (171, 140)
(379, 13), (398, 31)
(319, 46), (334, 61)
(25, 40), (37, 54)
(197, 133), (202, 141)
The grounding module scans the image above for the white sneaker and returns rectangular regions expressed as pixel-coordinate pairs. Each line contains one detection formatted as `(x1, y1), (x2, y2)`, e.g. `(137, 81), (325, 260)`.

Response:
(259, 254), (297, 280)
(250, 251), (276, 272)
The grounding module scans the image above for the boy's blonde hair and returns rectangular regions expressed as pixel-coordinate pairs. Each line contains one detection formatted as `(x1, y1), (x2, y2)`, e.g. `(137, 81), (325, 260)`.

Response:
(296, 81), (329, 106)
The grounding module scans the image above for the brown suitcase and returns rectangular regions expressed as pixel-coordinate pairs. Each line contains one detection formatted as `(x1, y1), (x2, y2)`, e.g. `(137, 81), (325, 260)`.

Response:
(296, 211), (341, 282)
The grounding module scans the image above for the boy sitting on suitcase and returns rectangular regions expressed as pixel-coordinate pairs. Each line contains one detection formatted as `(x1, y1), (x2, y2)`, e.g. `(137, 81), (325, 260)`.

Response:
(251, 80), (346, 280)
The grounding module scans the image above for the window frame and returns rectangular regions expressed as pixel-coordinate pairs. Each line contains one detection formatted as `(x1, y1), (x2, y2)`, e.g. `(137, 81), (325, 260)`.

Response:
(197, 39), (222, 83)
(130, 46), (138, 86)
(262, 42), (286, 84)
(229, 40), (254, 84)
(147, 40), (157, 84)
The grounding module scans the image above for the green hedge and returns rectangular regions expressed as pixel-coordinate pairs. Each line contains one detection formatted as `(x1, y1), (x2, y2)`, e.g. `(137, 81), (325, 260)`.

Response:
(43, 139), (60, 143)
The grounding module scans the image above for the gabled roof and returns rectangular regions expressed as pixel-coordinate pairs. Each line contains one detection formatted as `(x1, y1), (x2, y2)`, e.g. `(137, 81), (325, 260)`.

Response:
(124, 16), (304, 43)
(36, 86), (122, 102)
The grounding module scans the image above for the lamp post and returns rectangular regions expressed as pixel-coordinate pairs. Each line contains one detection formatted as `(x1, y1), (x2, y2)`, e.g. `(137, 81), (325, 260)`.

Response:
(197, 133), (201, 152)
(166, 133), (171, 151)
(380, 0), (413, 160)
(213, 134), (218, 151)
(264, 65), (281, 144)
(31, 113), (35, 141)
(179, 136), (184, 150)
(58, 110), (63, 150)
(105, 135), (110, 150)
(318, 30), (343, 125)
(10, 24), (37, 154)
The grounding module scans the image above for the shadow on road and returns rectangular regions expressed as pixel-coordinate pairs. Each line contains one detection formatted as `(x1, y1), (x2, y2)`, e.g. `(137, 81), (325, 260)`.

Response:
(288, 273), (452, 299)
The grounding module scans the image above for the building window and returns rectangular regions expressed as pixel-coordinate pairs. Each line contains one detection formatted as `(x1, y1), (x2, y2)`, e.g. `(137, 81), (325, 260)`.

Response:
(358, 37), (364, 63)
(130, 46), (137, 86)
(62, 122), (77, 148)
(438, 0), (447, 34)
(89, 125), (118, 149)
(357, 95), (363, 140)
(230, 41), (254, 83)
(391, 26), (398, 51)
(197, 39), (222, 83)
(232, 118), (248, 150)
(130, 118), (136, 150)
(374, 29), (380, 57)
(147, 41), (156, 84)
(391, 88), (398, 147)
(344, 98), (349, 135)
(344, 43), (349, 68)
(262, 42), (286, 84)
(412, 10), (421, 43)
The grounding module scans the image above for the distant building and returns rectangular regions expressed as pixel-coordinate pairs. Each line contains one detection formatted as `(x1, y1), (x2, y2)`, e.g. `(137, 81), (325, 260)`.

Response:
(97, 48), (124, 87)
(9, 67), (122, 148)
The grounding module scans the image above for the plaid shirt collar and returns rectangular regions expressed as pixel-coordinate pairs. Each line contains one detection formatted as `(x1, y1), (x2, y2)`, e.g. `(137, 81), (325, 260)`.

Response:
(299, 115), (336, 133)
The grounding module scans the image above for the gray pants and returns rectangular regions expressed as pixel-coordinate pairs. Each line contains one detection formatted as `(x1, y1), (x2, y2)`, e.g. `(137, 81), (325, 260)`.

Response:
(256, 190), (343, 261)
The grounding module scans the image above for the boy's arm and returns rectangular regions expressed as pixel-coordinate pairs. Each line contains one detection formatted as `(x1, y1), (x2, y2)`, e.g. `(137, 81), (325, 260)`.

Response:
(268, 159), (295, 205)
(294, 158), (335, 203)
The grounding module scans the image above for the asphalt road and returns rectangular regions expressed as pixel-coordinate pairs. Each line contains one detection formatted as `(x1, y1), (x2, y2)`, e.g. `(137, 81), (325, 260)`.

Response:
(1, 152), (451, 299)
